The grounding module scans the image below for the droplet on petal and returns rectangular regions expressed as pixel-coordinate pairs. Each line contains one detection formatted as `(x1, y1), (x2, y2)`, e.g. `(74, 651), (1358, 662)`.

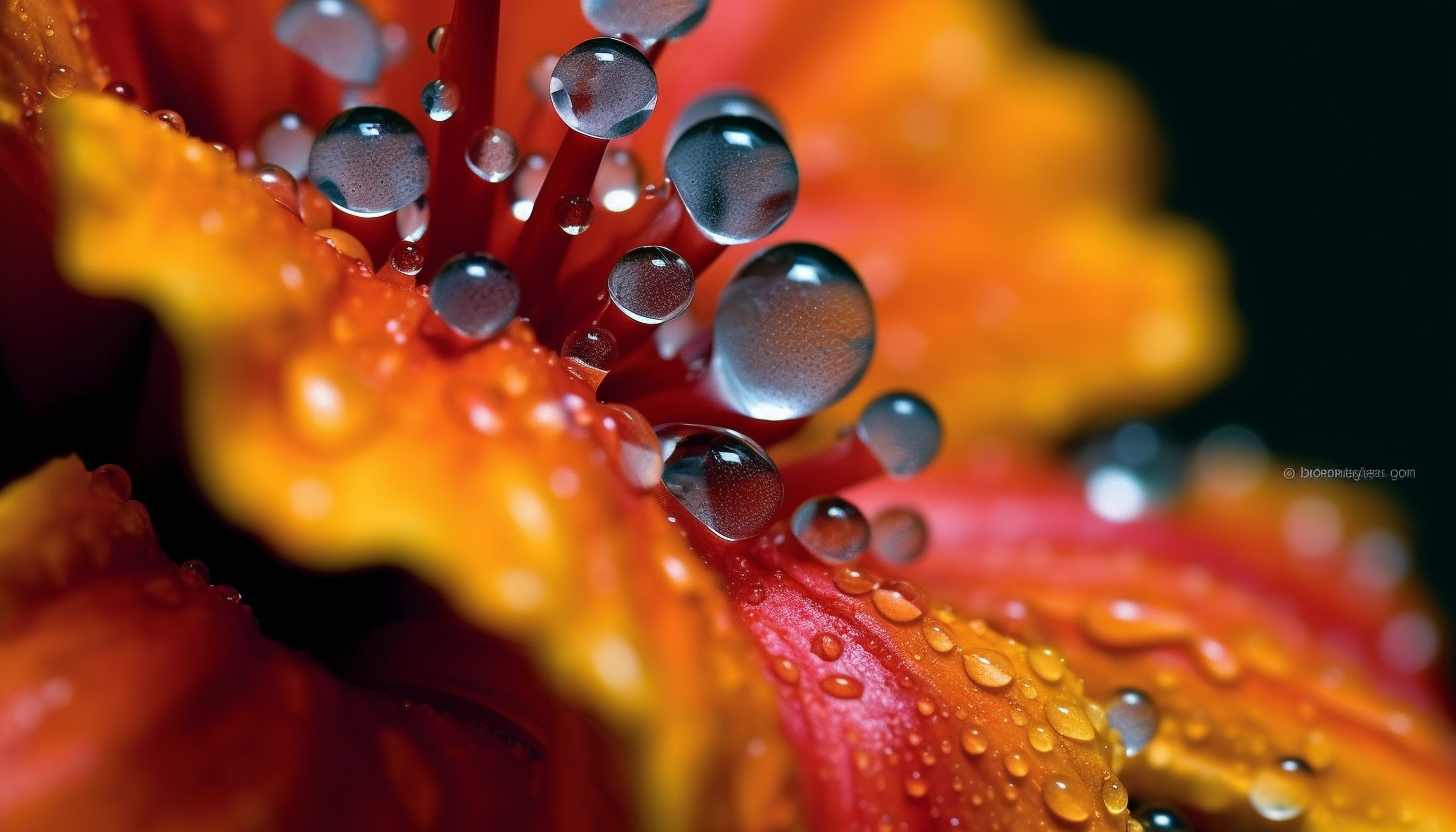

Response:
(791, 495), (870, 564)
(550, 38), (658, 139)
(273, 0), (385, 86)
(429, 254), (520, 339)
(388, 241), (425, 276)
(465, 126), (520, 183)
(46, 64), (77, 98)
(657, 424), (782, 541)
(421, 79), (461, 121)
(871, 579), (926, 623)
(608, 246), (694, 324)
(1249, 757), (1315, 821)
(1106, 688), (1159, 757)
(310, 107), (429, 218)
(256, 112), (315, 180)
(581, 0), (708, 44)
(666, 115), (798, 244)
(711, 244), (874, 421)
(1041, 778), (1093, 823)
(963, 649), (1014, 689)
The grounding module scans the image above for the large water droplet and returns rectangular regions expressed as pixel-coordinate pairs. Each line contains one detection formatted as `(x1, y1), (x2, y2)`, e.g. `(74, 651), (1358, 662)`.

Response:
(1102, 778), (1129, 815)
(870, 507), (928, 565)
(872, 579), (926, 623)
(820, 674), (864, 699)
(666, 114), (798, 244)
(256, 112), (315, 180)
(582, 0), (707, 43)
(1249, 757), (1314, 821)
(711, 244), (874, 421)
(857, 392), (942, 477)
(550, 38), (657, 139)
(274, 0), (385, 86)
(1106, 688), (1159, 757)
(792, 495), (870, 564)
(963, 649), (1014, 689)
(310, 107), (429, 217)
(420, 78), (461, 121)
(658, 425), (782, 540)
(1027, 645), (1066, 683)
(593, 148), (642, 212)
(429, 254), (519, 339)
(668, 90), (782, 151)
(604, 404), (662, 491)
(608, 246), (694, 324)
(1134, 806), (1191, 831)
(922, 619), (957, 653)
(426, 24), (447, 54)
(1045, 699), (1097, 741)
(1041, 778), (1092, 824)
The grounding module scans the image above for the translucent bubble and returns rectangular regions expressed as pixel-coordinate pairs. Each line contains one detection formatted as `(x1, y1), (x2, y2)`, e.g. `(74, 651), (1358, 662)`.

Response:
(608, 246), (694, 324)
(310, 107), (429, 218)
(389, 241), (425, 275)
(253, 164), (301, 213)
(856, 392), (941, 478)
(550, 38), (657, 139)
(426, 24), (447, 54)
(273, 0), (385, 86)
(792, 495), (869, 563)
(430, 253), (520, 339)
(256, 112), (315, 179)
(593, 148), (642, 212)
(1134, 806), (1192, 831)
(1085, 465), (1148, 523)
(555, 193), (595, 235)
(510, 154), (549, 220)
(1249, 758), (1314, 822)
(658, 424), (782, 540)
(1106, 688), (1159, 757)
(45, 64), (77, 98)
(667, 90), (782, 150)
(465, 126), (519, 183)
(711, 244), (874, 421)
(581, 0), (707, 43)
(870, 507), (928, 564)
(396, 197), (428, 242)
(665, 114), (798, 245)
(153, 110), (186, 134)
(105, 81), (137, 102)
(420, 79), (461, 121)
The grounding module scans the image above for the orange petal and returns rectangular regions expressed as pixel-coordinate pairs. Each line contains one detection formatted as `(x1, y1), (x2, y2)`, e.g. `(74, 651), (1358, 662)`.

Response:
(47, 94), (798, 832)
(858, 450), (1456, 830)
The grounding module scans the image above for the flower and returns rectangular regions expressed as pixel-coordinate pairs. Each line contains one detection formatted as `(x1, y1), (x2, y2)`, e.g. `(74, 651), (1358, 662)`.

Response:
(1, 1), (1452, 832)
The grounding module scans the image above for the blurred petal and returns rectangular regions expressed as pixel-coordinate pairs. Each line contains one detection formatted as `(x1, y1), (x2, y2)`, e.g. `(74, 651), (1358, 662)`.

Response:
(48, 95), (797, 832)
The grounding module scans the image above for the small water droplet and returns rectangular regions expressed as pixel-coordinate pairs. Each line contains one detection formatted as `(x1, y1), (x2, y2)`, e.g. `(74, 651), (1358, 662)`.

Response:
(921, 619), (957, 653)
(1027, 645), (1065, 683)
(178, 559), (210, 589)
(45, 64), (76, 98)
(104, 81), (137, 101)
(310, 107), (429, 218)
(1249, 757), (1314, 821)
(1103, 778), (1129, 815)
(711, 243), (874, 421)
(550, 37), (657, 139)
(904, 772), (930, 798)
(833, 564), (881, 595)
(1004, 752), (1030, 778)
(429, 253), (519, 339)
(1042, 778), (1092, 823)
(743, 584), (766, 605)
(256, 111), (315, 180)
(562, 326), (618, 372)
(420, 78), (461, 121)
(792, 495), (870, 564)
(465, 125), (519, 182)
(582, 0), (707, 43)
(1045, 699), (1097, 741)
(871, 579), (926, 623)
(253, 164), (301, 213)
(426, 24), (447, 54)
(820, 674), (864, 699)
(555, 193), (594, 235)
(810, 632), (843, 662)
(608, 245), (694, 325)
(870, 506), (929, 565)
(963, 649), (1014, 689)
(273, 0), (384, 86)
(215, 584), (243, 604)
(857, 392), (941, 477)
(592, 148), (642, 211)
(153, 110), (186, 134)
(666, 114), (798, 244)
(768, 655), (800, 685)
(1106, 688), (1159, 757)
(396, 196), (429, 242)
(389, 241), (425, 275)
(1134, 805), (1191, 831)
(657, 425), (782, 540)
(916, 698), (936, 716)
(1028, 725), (1056, 753)
(960, 728), (988, 756)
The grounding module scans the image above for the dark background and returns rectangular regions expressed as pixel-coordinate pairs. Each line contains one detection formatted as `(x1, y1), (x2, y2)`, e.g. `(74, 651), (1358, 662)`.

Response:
(1024, 2), (1449, 621)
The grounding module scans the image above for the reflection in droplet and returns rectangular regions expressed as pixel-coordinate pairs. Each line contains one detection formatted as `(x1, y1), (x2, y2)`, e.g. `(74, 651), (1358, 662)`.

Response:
(396, 197), (429, 242)
(273, 0), (385, 86)
(657, 425), (782, 541)
(792, 496), (870, 564)
(429, 254), (519, 339)
(666, 114), (798, 244)
(310, 107), (429, 218)
(550, 38), (658, 139)
(857, 392), (942, 477)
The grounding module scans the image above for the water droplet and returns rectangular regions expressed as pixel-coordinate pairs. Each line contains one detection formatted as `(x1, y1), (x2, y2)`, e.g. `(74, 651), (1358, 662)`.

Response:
(1028, 725), (1056, 753)
(593, 148), (642, 212)
(916, 698), (936, 716)
(711, 243), (874, 421)
(1103, 778), (1129, 814)
(1027, 645), (1065, 683)
(89, 464), (132, 501)
(668, 90), (783, 150)
(256, 111), (315, 179)
(833, 564), (881, 595)
(657, 425), (782, 540)
(420, 78), (461, 121)
(963, 649), (1014, 689)
(870, 507), (928, 565)
(1045, 699), (1097, 741)
(960, 728), (988, 756)
(562, 326), (618, 372)
(820, 674), (864, 699)
(810, 633), (843, 662)
(1105, 688), (1159, 757)
(871, 579), (926, 623)
(743, 584), (766, 605)
(921, 619), (956, 653)
(153, 110), (186, 134)
(555, 193), (595, 235)
(608, 246), (694, 324)
(666, 114), (798, 244)
(215, 584), (244, 604)
(550, 37), (657, 139)
(465, 126), (519, 182)
(1004, 752), (1029, 778)
(426, 24), (447, 54)
(429, 253), (520, 339)
(310, 107), (429, 218)
(582, 0), (707, 43)
(792, 495), (870, 564)
(856, 392), (941, 478)
(273, 0), (384, 86)
(396, 196), (429, 242)
(1249, 757), (1314, 821)
(769, 656), (800, 685)
(602, 404), (662, 490)
(104, 81), (137, 102)
(178, 559), (211, 589)
(252, 164), (301, 214)
(45, 64), (76, 98)
(903, 772), (930, 798)
(1133, 806), (1191, 831)
(1041, 778), (1092, 823)
(389, 241), (425, 276)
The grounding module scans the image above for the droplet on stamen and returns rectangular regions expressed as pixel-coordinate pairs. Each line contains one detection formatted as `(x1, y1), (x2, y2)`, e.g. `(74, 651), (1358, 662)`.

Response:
(389, 241), (425, 276)
(581, 0), (708, 44)
(608, 246), (695, 325)
(274, 0), (385, 86)
(429, 254), (520, 340)
(555, 193), (595, 235)
(550, 38), (658, 140)
(153, 110), (186, 134)
(667, 90), (782, 150)
(465, 126), (520, 183)
(657, 424), (782, 541)
(791, 495), (870, 564)
(857, 392), (942, 477)
(563, 326), (618, 373)
(666, 114), (798, 244)
(310, 107), (429, 218)
(421, 78), (461, 121)
(256, 111), (315, 180)
(426, 24), (447, 54)
(870, 506), (929, 564)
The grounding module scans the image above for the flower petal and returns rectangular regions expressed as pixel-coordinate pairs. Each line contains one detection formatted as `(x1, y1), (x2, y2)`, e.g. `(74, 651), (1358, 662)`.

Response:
(47, 94), (798, 832)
